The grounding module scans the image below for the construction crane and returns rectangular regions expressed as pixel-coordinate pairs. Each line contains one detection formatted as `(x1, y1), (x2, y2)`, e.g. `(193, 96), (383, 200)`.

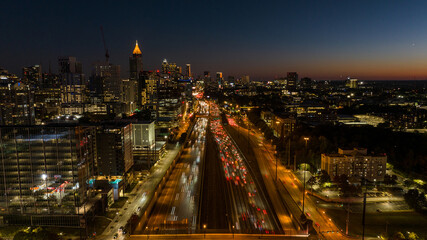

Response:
(100, 26), (110, 64)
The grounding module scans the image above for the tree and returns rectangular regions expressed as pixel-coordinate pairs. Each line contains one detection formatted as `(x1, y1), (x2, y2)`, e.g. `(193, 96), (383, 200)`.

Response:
(407, 232), (420, 240)
(390, 232), (405, 240)
(319, 170), (331, 184)
(13, 227), (58, 240)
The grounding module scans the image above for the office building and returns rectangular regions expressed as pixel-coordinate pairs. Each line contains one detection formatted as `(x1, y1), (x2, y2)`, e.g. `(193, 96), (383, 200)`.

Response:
(271, 114), (296, 139)
(58, 57), (87, 115)
(96, 123), (133, 180)
(91, 62), (122, 103)
(129, 41), (143, 110)
(241, 75), (250, 85)
(0, 125), (97, 226)
(22, 65), (42, 86)
(0, 81), (35, 125)
(286, 72), (298, 90)
(132, 121), (162, 169)
(186, 64), (192, 78)
(321, 148), (387, 182)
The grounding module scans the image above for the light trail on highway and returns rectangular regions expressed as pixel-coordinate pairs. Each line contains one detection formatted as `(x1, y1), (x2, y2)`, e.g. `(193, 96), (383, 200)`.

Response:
(209, 102), (280, 234)
(143, 117), (207, 234)
(232, 117), (352, 240)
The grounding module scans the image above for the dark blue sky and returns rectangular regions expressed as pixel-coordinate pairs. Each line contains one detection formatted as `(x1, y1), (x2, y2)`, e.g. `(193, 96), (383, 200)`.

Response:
(2, 0), (427, 80)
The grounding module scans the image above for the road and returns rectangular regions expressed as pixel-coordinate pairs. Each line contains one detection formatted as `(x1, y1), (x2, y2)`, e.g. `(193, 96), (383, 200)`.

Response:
(98, 143), (181, 240)
(130, 233), (313, 240)
(230, 117), (351, 239)
(224, 124), (299, 235)
(141, 117), (208, 234)
(209, 102), (281, 234)
(198, 127), (231, 231)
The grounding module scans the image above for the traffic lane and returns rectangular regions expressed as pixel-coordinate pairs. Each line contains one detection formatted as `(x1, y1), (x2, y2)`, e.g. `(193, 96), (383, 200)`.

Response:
(199, 128), (230, 230)
(232, 124), (332, 234)
(228, 125), (297, 234)
(102, 145), (182, 239)
(246, 126), (347, 239)
(212, 121), (278, 232)
(145, 119), (203, 231)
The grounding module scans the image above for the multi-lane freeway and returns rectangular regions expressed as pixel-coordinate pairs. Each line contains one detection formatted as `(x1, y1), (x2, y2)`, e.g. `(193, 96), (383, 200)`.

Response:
(142, 117), (207, 234)
(208, 103), (282, 234)
(229, 116), (351, 239)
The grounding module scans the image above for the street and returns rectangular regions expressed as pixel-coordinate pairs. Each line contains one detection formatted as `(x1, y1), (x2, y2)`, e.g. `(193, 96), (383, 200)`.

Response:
(139, 117), (208, 234)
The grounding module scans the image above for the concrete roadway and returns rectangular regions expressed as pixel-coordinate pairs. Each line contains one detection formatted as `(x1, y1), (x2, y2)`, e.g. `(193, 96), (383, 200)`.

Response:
(99, 143), (181, 240)
(224, 124), (299, 235)
(198, 127), (231, 231)
(231, 120), (352, 240)
(209, 103), (281, 234)
(130, 233), (310, 240)
(142, 118), (208, 234)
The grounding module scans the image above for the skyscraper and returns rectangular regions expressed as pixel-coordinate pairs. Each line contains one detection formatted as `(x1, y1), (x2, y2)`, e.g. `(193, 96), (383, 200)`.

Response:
(186, 64), (192, 78)
(241, 75), (250, 85)
(58, 57), (86, 114)
(91, 62), (121, 103)
(286, 72), (298, 90)
(22, 65), (42, 86)
(216, 72), (223, 88)
(129, 41), (143, 110)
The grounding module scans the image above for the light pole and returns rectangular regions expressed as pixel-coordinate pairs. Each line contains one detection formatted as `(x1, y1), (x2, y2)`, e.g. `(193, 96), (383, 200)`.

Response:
(232, 225), (235, 239)
(42, 174), (49, 214)
(203, 224), (207, 238)
(275, 150), (278, 183)
(146, 227), (149, 240)
(302, 137), (309, 216)
(244, 109), (251, 150)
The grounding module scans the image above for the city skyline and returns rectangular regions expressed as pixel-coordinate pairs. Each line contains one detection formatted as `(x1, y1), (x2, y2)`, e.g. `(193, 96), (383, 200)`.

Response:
(2, 0), (427, 80)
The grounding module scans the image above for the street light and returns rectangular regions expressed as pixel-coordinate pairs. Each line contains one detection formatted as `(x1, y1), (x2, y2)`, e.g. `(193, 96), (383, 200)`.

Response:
(42, 173), (49, 214)
(302, 137), (309, 216)
(146, 227), (149, 240)
(203, 224), (207, 238)
(232, 225), (235, 239)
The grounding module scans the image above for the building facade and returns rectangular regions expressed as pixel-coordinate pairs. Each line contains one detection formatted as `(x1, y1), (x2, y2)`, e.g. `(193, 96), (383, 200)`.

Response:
(321, 148), (387, 182)
(96, 123), (133, 178)
(0, 125), (96, 226)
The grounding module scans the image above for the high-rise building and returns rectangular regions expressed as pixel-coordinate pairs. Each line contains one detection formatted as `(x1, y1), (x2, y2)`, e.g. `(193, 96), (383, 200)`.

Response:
(345, 77), (358, 89)
(0, 125), (97, 226)
(91, 62), (121, 103)
(96, 123), (133, 178)
(129, 41), (143, 110)
(286, 72), (298, 90)
(216, 72), (223, 88)
(132, 121), (156, 169)
(203, 71), (210, 78)
(186, 64), (192, 78)
(122, 78), (138, 114)
(22, 65), (42, 86)
(241, 75), (250, 85)
(0, 81), (35, 125)
(58, 57), (86, 115)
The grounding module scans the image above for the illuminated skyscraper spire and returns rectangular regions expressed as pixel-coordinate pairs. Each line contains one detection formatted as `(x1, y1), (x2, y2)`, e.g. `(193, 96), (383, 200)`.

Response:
(133, 40), (142, 55)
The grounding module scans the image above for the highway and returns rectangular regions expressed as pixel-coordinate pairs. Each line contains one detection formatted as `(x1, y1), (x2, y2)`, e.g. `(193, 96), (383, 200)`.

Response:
(209, 102), (281, 234)
(142, 117), (208, 234)
(98, 144), (181, 240)
(230, 116), (352, 239)
(198, 127), (231, 231)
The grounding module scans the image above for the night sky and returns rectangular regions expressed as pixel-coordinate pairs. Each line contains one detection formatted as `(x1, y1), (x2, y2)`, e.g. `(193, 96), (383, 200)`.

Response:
(2, 0), (427, 80)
